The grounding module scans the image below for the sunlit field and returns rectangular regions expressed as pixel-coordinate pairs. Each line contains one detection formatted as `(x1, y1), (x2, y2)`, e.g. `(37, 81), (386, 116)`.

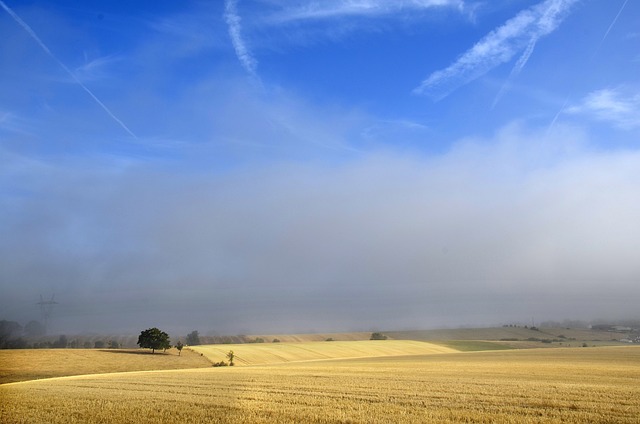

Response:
(2, 346), (638, 423)
(0, 348), (211, 384)
(191, 340), (456, 366)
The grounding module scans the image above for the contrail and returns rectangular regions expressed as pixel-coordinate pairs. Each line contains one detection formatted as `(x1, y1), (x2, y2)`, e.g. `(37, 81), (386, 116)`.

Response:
(414, 0), (578, 101)
(0, 0), (137, 138)
(548, 0), (629, 135)
(591, 0), (629, 60)
(492, 38), (538, 109)
(224, 0), (259, 80)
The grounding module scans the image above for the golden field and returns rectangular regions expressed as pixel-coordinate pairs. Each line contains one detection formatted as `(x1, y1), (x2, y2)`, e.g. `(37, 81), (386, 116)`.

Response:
(0, 348), (211, 384)
(191, 340), (457, 365)
(1, 345), (639, 423)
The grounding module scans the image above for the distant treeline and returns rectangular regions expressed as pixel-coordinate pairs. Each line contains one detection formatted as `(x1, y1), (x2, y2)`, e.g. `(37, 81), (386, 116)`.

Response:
(0, 320), (140, 349)
(1, 321), (283, 350)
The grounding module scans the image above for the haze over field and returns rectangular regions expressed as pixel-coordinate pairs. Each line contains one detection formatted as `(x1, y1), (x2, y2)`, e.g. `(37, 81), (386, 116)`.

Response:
(1, 0), (639, 334)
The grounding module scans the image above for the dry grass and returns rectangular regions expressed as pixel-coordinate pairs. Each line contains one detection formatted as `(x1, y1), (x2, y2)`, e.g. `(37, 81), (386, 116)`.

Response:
(0, 348), (211, 384)
(2, 346), (638, 423)
(190, 340), (456, 366)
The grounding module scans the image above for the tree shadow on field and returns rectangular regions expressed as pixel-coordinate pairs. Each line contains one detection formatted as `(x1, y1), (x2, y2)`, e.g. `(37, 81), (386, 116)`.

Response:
(98, 349), (172, 355)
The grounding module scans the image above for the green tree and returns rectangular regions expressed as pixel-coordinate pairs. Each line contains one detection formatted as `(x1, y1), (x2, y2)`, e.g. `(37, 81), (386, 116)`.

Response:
(175, 341), (184, 356)
(226, 350), (235, 366)
(186, 330), (200, 346)
(137, 327), (171, 353)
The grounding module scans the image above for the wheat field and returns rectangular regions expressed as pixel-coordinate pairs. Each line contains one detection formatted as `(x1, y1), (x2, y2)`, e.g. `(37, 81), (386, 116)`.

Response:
(0, 348), (211, 384)
(2, 346), (638, 423)
(191, 340), (457, 366)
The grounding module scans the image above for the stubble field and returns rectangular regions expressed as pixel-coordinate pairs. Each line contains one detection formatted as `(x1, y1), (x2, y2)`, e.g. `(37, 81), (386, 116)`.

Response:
(1, 344), (639, 423)
(190, 340), (457, 365)
(0, 348), (211, 384)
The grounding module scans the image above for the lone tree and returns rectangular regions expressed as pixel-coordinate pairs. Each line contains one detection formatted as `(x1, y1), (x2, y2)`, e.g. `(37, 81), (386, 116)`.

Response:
(137, 327), (171, 353)
(226, 350), (235, 366)
(175, 341), (184, 356)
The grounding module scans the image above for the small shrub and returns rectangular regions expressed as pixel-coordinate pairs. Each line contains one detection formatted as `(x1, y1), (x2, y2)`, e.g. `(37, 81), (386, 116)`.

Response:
(272, 338), (280, 343)
(370, 332), (387, 340)
(212, 361), (228, 367)
(325, 338), (334, 342)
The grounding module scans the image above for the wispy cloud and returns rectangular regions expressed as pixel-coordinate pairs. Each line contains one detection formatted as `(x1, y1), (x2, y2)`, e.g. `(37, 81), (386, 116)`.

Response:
(266, 0), (464, 23)
(0, 110), (33, 136)
(414, 0), (579, 101)
(224, 0), (259, 79)
(0, 0), (137, 138)
(567, 88), (640, 130)
(74, 55), (121, 82)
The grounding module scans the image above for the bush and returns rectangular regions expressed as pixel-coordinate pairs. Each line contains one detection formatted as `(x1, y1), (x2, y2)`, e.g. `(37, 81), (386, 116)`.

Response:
(212, 361), (228, 367)
(272, 338), (280, 343)
(370, 332), (387, 340)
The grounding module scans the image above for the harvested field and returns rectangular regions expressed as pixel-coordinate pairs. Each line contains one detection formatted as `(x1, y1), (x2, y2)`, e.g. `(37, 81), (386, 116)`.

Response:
(190, 340), (456, 366)
(0, 348), (211, 384)
(2, 346), (638, 423)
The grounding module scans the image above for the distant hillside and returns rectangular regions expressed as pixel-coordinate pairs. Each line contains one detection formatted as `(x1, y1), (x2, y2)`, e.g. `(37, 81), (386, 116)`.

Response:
(385, 327), (625, 342)
(243, 326), (631, 350)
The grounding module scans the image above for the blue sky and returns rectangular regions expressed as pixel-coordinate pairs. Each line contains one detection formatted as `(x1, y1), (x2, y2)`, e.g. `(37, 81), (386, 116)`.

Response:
(1, 0), (639, 334)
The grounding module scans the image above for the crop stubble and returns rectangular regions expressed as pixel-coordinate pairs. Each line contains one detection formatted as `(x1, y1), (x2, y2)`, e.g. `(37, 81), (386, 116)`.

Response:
(1, 346), (638, 423)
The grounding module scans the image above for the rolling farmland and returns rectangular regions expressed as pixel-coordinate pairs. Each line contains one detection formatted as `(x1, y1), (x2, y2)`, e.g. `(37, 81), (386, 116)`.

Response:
(190, 340), (457, 366)
(2, 343), (639, 423)
(0, 348), (211, 384)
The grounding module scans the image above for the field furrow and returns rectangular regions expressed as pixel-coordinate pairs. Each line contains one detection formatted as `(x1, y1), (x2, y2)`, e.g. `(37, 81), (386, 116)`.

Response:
(1, 346), (638, 423)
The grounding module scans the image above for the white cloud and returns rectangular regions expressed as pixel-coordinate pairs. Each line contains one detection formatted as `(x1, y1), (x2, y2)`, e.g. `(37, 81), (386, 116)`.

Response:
(567, 88), (640, 130)
(266, 0), (464, 23)
(414, 0), (579, 100)
(224, 0), (259, 79)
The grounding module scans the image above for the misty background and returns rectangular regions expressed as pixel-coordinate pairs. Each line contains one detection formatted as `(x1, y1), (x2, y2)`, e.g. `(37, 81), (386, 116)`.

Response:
(3, 123), (639, 335)
(1, 1), (639, 336)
